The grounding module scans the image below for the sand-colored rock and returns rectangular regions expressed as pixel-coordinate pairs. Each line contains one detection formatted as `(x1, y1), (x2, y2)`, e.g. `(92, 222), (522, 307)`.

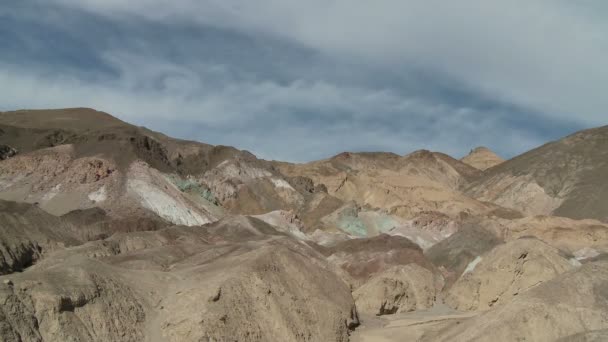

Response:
(159, 242), (358, 342)
(426, 261), (608, 342)
(353, 264), (440, 316)
(460, 146), (504, 171)
(0, 222), (359, 342)
(446, 238), (575, 311)
(558, 329), (608, 342)
(495, 216), (608, 256)
(275, 150), (495, 223)
(0, 258), (146, 342)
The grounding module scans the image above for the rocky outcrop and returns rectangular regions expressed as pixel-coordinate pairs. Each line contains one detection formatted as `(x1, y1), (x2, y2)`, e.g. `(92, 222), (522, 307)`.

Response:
(0, 144), (17, 160)
(0, 259), (146, 342)
(425, 223), (503, 287)
(353, 264), (440, 316)
(0, 200), (81, 275)
(446, 238), (575, 311)
(161, 243), (358, 342)
(426, 261), (608, 342)
(0, 220), (359, 342)
(324, 234), (437, 288)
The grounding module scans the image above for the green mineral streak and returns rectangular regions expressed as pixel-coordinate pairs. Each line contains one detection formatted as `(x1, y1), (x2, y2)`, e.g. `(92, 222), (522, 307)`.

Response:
(376, 215), (398, 233)
(167, 175), (217, 204)
(337, 216), (368, 237)
(201, 189), (216, 203)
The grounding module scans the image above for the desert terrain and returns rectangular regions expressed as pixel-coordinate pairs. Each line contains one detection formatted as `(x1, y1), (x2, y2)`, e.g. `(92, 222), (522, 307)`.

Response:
(1, 108), (608, 341)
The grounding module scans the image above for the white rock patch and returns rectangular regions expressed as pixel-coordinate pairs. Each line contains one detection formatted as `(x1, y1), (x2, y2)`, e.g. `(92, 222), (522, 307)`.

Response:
(42, 184), (62, 201)
(414, 236), (433, 250)
(88, 186), (107, 202)
(127, 179), (210, 226)
(463, 256), (482, 274)
(0, 175), (21, 191)
(574, 247), (600, 261)
(270, 178), (295, 191)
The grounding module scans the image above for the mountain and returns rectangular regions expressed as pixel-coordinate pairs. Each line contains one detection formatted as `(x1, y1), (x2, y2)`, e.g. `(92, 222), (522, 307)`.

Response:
(460, 146), (504, 170)
(0, 108), (328, 228)
(2, 107), (608, 342)
(465, 126), (608, 222)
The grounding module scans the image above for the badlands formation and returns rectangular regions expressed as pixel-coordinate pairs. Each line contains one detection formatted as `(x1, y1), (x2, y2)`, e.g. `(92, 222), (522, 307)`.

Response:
(1, 108), (608, 341)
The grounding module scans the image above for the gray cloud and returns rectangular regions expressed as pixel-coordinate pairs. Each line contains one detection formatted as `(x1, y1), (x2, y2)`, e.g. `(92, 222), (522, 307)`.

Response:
(45, 0), (608, 122)
(0, 1), (600, 161)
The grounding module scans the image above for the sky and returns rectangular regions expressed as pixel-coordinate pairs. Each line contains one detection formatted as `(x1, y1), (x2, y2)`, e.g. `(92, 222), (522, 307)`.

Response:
(1, 1), (606, 162)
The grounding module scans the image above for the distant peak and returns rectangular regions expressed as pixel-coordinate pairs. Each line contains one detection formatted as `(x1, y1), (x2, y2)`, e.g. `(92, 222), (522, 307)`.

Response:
(406, 149), (434, 157)
(469, 146), (492, 153)
(461, 146), (504, 171)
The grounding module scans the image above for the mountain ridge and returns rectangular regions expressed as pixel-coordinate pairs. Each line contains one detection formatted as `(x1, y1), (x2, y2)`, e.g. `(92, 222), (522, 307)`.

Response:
(2, 107), (608, 342)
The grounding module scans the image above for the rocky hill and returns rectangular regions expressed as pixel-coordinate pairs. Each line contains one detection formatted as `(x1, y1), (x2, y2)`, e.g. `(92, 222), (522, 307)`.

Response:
(460, 146), (504, 171)
(465, 125), (608, 222)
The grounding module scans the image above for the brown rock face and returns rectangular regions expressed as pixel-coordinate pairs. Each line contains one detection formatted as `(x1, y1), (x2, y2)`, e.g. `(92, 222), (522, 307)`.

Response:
(323, 234), (438, 288)
(445, 238), (574, 311)
(353, 264), (441, 316)
(0, 259), (146, 342)
(0, 200), (81, 275)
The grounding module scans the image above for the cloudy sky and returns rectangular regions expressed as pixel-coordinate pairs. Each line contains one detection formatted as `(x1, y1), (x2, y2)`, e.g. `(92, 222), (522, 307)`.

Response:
(1, 1), (606, 162)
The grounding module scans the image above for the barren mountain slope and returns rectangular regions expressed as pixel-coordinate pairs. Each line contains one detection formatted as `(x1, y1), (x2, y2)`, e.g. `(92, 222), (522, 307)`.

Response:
(0, 109), (330, 226)
(466, 125), (608, 221)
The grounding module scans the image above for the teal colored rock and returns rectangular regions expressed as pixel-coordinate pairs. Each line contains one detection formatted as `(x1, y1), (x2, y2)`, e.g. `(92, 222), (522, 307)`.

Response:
(166, 175), (218, 205)
(337, 216), (368, 237)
